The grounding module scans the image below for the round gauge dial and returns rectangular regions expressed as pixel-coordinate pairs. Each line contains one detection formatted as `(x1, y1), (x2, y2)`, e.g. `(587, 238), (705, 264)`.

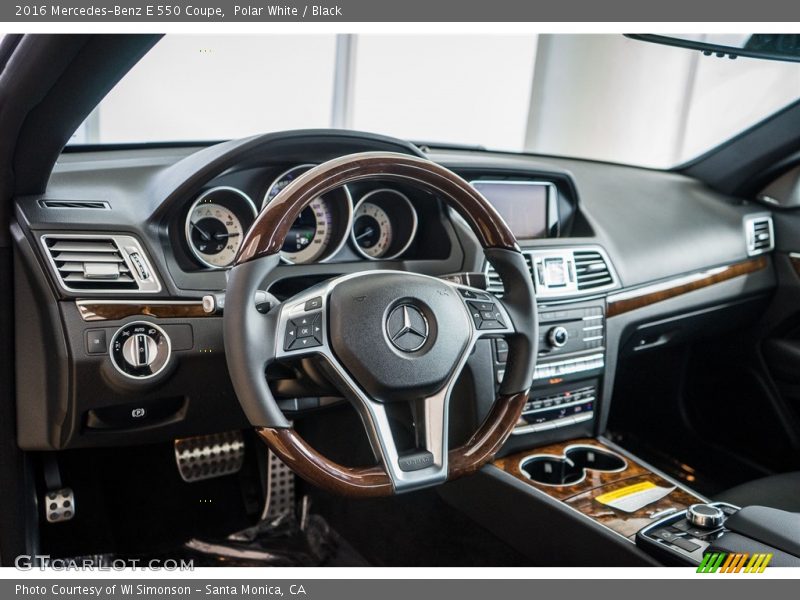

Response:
(281, 197), (333, 263)
(351, 189), (418, 260)
(352, 202), (393, 259)
(263, 165), (353, 264)
(185, 187), (257, 269)
(263, 163), (315, 206)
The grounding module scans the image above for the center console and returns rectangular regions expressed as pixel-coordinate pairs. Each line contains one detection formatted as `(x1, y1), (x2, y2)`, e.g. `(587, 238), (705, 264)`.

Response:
(444, 240), (796, 567)
(637, 502), (740, 565)
(514, 301), (604, 434)
(488, 246), (615, 448)
(493, 438), (706, 540)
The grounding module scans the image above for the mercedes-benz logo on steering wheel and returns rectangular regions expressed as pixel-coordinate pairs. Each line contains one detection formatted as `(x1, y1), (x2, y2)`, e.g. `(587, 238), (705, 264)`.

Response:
(386, 304), (429, 352)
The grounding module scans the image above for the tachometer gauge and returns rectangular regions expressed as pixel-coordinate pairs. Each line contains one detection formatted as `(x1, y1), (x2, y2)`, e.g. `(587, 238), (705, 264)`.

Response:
(282, 196), (333, 263)
(351, 189), (418, 260)
(263, 165), (353, 264)
(185, 187), (257, 269)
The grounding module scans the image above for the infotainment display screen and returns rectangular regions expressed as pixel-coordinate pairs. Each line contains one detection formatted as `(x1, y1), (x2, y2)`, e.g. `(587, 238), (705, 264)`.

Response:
(471, 181), (554, 240)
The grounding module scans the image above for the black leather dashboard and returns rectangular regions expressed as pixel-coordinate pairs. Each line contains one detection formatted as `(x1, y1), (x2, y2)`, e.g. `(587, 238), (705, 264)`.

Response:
(11, 130), (778, 451)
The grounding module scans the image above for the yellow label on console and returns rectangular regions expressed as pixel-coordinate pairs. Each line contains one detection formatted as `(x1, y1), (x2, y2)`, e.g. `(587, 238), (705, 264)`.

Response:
(595, 481), (656, 503)
(595, 480), (675, 513)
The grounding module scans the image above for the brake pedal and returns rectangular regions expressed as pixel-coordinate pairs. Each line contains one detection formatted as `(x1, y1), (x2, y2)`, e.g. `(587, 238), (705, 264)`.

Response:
(42, 455), (75, 523)
(174, 431), (245, 483)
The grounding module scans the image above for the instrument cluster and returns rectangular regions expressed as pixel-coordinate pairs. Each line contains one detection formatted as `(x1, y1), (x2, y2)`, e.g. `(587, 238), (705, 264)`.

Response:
(183, 164), (420, 269)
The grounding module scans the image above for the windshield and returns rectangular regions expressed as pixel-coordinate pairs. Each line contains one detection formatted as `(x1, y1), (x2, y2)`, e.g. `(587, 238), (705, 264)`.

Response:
(69, 34), (800, 169)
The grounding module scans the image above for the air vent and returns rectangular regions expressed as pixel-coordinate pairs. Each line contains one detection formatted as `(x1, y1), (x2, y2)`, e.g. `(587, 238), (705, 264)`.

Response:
(574, 250), (614, 291)
(745, 215), (774, 256)
(485, 247), (616, 299)
(484, 255), (535, 298)
(485, 263), (504, 297)
(41, 234), (161, 293)
(39, 200), (110, 210)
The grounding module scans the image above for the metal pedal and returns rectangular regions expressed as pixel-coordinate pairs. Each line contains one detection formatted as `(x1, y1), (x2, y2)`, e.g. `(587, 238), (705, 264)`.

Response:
(44, 488), (76, 523)
(174, 431), (245, 483)
(262, 450), (295, 520)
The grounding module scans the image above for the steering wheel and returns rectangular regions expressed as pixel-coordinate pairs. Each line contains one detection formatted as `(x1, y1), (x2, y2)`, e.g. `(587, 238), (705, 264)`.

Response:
(223, 152), (537, 496)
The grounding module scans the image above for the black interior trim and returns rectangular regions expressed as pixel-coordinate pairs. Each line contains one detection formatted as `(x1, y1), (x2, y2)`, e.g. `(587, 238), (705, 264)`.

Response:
(680, 99), (800, 197)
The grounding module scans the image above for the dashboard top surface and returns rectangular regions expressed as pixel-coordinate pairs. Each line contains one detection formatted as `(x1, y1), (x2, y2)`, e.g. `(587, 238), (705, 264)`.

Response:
(14, 130), (767, 299)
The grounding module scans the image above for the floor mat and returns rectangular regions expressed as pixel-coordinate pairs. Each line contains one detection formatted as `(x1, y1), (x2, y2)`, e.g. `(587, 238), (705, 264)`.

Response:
(309, 486), (531, 567)
(55, 512), (369, 568)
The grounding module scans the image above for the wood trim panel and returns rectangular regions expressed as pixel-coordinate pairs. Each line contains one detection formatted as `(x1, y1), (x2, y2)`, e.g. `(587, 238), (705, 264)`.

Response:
(789, 253), (800, 278)
(494, 438), (704, 540)
(76, 300), (211, 321)
(606, 256), (768, 318)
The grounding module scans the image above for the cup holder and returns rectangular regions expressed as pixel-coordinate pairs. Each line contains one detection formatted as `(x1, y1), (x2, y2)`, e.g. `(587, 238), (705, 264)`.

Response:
(520, 445), (627, 486)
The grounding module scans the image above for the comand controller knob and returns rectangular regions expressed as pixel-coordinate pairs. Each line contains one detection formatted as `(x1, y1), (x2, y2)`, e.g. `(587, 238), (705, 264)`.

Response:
(687, 504), (725, 529)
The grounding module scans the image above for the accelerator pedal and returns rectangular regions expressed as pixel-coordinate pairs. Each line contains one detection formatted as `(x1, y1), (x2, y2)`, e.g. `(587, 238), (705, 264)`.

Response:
(174, 431), (245, 483)
(262, 450), (296, 520)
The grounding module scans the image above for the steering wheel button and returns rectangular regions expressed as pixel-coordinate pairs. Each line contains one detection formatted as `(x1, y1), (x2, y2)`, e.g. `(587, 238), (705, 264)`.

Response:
(288, 336), (322, 351)
(298, 326), (312, 338)
(478, 319), (504, 330)
(305, 296), (323, 311)
(468, 300), (495, 312)
(283, 327), (298, 350)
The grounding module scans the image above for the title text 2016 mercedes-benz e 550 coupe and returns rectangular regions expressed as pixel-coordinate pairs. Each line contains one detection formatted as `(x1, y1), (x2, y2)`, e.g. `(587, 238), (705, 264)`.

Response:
(1, 33), (799, 567)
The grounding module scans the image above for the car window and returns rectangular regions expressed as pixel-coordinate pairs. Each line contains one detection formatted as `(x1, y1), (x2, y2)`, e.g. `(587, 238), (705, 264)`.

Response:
(70, 34), (800, 169)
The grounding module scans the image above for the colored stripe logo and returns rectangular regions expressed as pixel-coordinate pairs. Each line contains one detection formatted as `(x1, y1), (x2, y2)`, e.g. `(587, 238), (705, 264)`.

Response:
(697, 552), (772, 573)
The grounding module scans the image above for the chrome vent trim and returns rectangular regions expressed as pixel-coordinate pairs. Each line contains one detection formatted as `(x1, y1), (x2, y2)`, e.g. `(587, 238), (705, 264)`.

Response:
(41, 234), (161, 294)
(745, 214), (774, 256)
(39, 200), (111, 210)
(484, 245), (618, 300)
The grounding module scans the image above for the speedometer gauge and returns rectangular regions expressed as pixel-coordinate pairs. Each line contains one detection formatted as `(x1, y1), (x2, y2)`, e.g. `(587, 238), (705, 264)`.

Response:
(352, 202), (392, 259)
(263, 165), (353, 264)
(351, 189), (418, 260)
(185, 187), (257, 269)
(263, 164), (315, 206)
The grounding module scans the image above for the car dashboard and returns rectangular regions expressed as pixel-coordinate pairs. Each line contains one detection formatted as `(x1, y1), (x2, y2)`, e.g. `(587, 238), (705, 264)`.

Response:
(10, 130), (778, 457)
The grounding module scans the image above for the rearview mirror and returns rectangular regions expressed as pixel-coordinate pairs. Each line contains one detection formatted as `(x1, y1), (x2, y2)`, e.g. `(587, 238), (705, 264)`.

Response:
(626, 34), (800, 63)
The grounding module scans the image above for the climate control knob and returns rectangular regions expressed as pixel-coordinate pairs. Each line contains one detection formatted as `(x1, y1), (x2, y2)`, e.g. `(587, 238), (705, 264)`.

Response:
(548, 326), (569, 348)
(110, 321), (171, 379)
